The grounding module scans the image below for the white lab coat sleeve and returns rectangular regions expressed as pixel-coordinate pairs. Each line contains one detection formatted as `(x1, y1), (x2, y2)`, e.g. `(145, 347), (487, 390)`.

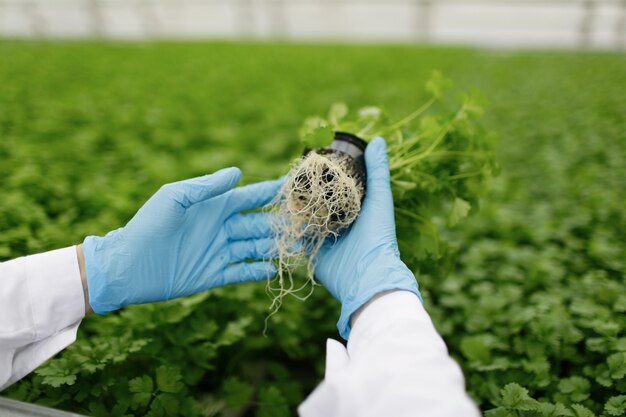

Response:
(298, 291), (480, 417)
(0, 247), (85, 392)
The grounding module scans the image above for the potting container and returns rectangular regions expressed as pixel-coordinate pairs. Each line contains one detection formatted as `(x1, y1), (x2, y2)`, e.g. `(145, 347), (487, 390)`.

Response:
(304, 131), (368, 198)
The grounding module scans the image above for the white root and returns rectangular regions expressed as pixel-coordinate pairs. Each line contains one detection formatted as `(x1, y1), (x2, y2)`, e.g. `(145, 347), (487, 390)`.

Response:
(265, 151), (364, 321)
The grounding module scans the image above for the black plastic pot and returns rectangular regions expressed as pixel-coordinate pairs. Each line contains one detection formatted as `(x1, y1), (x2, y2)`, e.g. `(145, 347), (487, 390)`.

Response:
(303, 131), (368, 199)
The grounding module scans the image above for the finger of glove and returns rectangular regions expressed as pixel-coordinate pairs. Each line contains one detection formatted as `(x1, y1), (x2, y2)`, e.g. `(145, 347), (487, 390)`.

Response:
(225, 212), (274, 241)
(221, 262), (277, 285)
(228, 238), (276, 262)
(169, 167), (242, 209)
(229, 178), (285, 212)
(364, 137), (394, 210)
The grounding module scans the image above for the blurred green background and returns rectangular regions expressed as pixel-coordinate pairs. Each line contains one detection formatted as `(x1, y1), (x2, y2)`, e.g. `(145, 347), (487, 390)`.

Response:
(1, 41), (625, 416)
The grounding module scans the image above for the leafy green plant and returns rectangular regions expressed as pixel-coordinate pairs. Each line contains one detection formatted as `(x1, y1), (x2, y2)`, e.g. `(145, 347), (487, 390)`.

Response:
(305, 71), (497, 259)
(270, 71), (497, 309)
(0, 41), (624, 417)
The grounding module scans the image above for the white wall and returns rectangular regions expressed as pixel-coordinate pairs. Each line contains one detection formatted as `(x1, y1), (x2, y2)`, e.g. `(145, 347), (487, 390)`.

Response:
(0, 0), (624, 49)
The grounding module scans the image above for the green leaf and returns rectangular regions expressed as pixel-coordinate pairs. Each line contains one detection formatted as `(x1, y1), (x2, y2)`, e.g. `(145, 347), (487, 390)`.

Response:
(222, 377), (254, 408)
(608, 353), (626, 379)
(129, 375), (154, 394)
(156, 366), (184, 394)
(448, 197), (471, 226)
(151, 393), (180, 416)
(535, 402), (574, 417)
(613, 295), (626, 312)
(558, 377), (590, 402)
(39, 373), (77, 389)
(111, 400), (131, 417)
(425, 70), (453, 99)
(460, 89), (487, 119)
(218, 316), (253, 346)
(616, 338), (626, 352)
(301, 125), (334, 149)
(6, 380), (30, 401)
(328, 102), (348, 124)
(571, 404), (596, 417)
(460, 335), (492, 364)
(35, 359), (77, 388)
(419, 115), (441, 135)
(89, 402), (110, 417)
(128, 338), (151, 353)
(484, 408), (513, 417)
(256, 386), (289, 417)
(129, 375), (154, 408)
(130, 393), (152, 410)
(499, 383), (538, 411)
(605, 396), (626, 416)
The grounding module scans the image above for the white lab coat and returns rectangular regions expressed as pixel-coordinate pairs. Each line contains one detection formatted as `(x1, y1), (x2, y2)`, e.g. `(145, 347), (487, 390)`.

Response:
(0, 247), (480, 417)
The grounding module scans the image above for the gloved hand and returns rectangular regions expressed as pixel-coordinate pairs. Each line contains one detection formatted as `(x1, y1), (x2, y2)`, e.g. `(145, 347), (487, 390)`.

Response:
(83, 167), (281, 314)
(314, 137), (422, 339)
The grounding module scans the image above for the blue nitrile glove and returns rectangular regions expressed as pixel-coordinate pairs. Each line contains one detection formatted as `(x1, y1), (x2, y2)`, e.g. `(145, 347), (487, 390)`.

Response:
(83, 167), (281, 314)
(314, 137), (422, 339)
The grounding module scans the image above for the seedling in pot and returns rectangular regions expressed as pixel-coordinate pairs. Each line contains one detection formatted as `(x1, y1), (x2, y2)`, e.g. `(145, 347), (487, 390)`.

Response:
(266, 71), (498, 318)
(266, 131), (367, 315)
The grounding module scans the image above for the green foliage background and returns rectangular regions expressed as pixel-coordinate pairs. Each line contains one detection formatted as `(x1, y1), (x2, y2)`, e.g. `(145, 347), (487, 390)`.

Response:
(1, 41), (625, 416)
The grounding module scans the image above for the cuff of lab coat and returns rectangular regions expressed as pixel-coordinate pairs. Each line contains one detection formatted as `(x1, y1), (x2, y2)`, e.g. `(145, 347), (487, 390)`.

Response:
(23, 246), (86, 340)
(347, 290), (423, 357)
(2, 322), (81, 391)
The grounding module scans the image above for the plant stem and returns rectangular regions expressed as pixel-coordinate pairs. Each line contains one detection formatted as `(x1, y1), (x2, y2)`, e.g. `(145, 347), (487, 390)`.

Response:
(391, 169), (437, 183)
(449, 170), (484, 180)
(373, 98), (436, 137)
(388, 133), (425, 154)
(389, 124), (452, 170)
(427, 150), (488, 159)
(356, 120), (377, 138)
(388, 105), (466, 171)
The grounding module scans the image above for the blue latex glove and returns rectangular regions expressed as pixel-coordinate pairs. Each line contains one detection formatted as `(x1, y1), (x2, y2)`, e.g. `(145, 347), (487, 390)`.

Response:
(83, 167), (281, 314)
(314, 137), (422, 339)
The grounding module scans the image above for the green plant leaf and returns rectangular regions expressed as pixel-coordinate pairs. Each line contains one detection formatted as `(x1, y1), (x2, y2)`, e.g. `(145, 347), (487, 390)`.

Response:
(328, 102), (348, 124)
(111, 400), (131, 417)
(218, 316), (253, 346)
(500, 383), (538, 411)
(535, 402), (573, 416)
(448, 197), (471, 226)
(425, 70), (453, 99)
(129, 375), (154, 394)
(257, 386), (289, 417)
(459, 89), (487, 119)
(222, 377), (254, 408)
(150, 393), (180, 416)
(35, 359), (77, 388)
(156, 366), (184, 394)
(129, 375), (154, 408)
(605, 396), (626, 416)
(558, 377), (590, 402)
(608, 353), (626, 380)
(484, 408), (513, 417)
(460, 335), (492, 364)
(89, 402), (109, 417)
(5, 43), (624, 417)
(571, 404), (596, 417)
(301, 125), (334, 149)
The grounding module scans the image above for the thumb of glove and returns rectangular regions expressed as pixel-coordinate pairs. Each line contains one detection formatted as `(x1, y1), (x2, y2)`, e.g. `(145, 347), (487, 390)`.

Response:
(364, 137), (393, 207)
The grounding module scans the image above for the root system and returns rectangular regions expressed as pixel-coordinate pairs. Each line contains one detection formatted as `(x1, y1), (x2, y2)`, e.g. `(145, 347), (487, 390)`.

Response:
(266, 150), (364, 317)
